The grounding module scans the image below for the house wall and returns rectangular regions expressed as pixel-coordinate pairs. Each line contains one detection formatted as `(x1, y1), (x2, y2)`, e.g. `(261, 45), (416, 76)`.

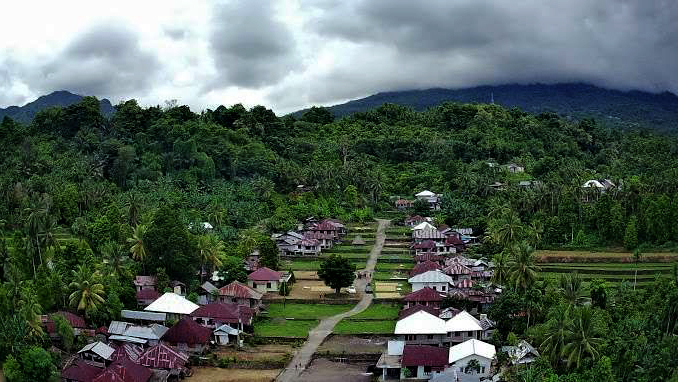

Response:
(396, 334), (446, 346)
(445, 330), (481, 344)
(411, 281), (450, 293)
(450, 354), (492, 377)
(248, 280), (279, 293)
(403, 301), (439, 309)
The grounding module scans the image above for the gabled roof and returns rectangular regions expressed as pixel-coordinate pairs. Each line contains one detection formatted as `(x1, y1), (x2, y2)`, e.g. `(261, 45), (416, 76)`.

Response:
(403, 287), (444, 302)
(121, 310), (166, 322)
(415, 190), (435, 197)
(310, 221), (339, 231)
(411, 222), (436, 231)
(444, 263), (472, 276)
(136, 289), (160, 300)
(161, 317), (211, 345)
(415, 253), (445, 263)
(61, 358), (103, 382)
(108, 321), (132, 335)
(412, 240), (436, 249)
(111, 343), (144, 362)
(402, 345), (448, 367)
(444, 310), (482, 332)
(439, 307), (461, 319)
(395, 310), (446, 335)
(190, 302), (253, 323)
(408, 270), (453, 284)
(133, 276), (157, 287)
(479, 316), (496, 330)
(445, 256), (475, 267)
(137, 343), (188, 369)
(123, 324), (169, 340)
(103, 357), (152, 382)
(214, 324), (240, 336)
(582, 179), (605, 188)
(248, 267), (282, 281)
(322, 219), (345, 228)
(56, 311), (86, 328)
(93, 369), (126, 382)
(449, 339), (496, 363)
(78, 341), (115, 360)
(218, 281), (263, 299)
(201, 281), (218, 294)
(144, 293), (199, 315)
(398, 305), (440, 320)
(409, 261), (443, 277)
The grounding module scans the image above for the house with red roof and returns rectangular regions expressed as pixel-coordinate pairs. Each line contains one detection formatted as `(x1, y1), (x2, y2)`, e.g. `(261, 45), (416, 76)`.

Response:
(443, 263), (473, 282)
(42, 311), (87, 337)
(303, 230), (335, 249)
(395, 199), (415, 210)
(309, 220), (340, 239)
(414, 253), (445, 265)
(218, 281), (263, 310)
(398, 305), (440, 320)
(403, 287), (444, 309)
(401, 344), (449, 379)
(61, 358), (103, 382)
(161, 317), (212, 353)
(409, 261), (443, 278)
(411, 240), (437, 256)
(191, 302), (254, 329)
(247, 267), (290, 293)
(137, 343), (189, 372)
(93, 357), (151, 382)
(135, 289), (160, 307)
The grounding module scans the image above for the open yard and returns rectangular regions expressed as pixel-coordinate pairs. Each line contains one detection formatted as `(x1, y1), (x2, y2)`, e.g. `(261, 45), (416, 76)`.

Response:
(318, 335), (391, 354)
(188, 367), (280, 382)
(264, 280), (356, 299)
(333, 319), (397, 334)
(350, 304), (400, 320)
(536, 249), (678, 262)
(296, 359), (372, 382)
(254, 318), (318, 338)
(215, 344), (293, 362)
(267, 303), (354, 319)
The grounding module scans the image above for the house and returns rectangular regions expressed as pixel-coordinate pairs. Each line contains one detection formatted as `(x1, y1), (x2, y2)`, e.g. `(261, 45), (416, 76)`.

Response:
(120, 310), (166, 323)
(408, 270), (453, 293)
(109, 324), (169, 346)
(244, 250), (260, 272)
(502, 340), (539, 365)
(110, 343), (144, 363)
(94, 357), (152, 382)
(137, 343), (189, 372)
(376, 340), (404, 380)
(191, 302), (254, 329)
(133, 276), (157, 292)
(443, 235), (465, 253)
(308, 221), (340, 239)
(144, 292), (199, 320)
(395, 199), (415, 210)
(415, 190), (442, 210)
(445, 255), (476, 268)
(479, 314), (496, 341)
(161, 317), (212, 353)
(247, 267), (291, 293)
(448, 339), (496, 378)
(411, 240), (436, 256)
(198, 281), (219, 305)
(398, 305), (441, 320)
(77, 341), (115, 367)
(444, 263), (473, 282)
(444, 311), (483, 344)
(489, 181), (506, 190)
(404, 215), (430, 227)
(582, 179), (616, 202)
(507, 163), (524, 173)
(135, 289), (160, 307)
(409, 261), (443, 277)
(218, 281), (263, 310)
(303, 231), (334, 249)
(403, 287), (443, 309)
(42, 311), (87, 337)
(394, 310), (447, 346)
(414, 253), (445, 265)
(213, 324), (241, 345)
(323, 219), (347, 236)
(61, 358), (103, 382)
(413, 227), (447, 243)
(401, 344), (449, 379)
(411, 221), (436, 232)
(275, 231), (322, 257)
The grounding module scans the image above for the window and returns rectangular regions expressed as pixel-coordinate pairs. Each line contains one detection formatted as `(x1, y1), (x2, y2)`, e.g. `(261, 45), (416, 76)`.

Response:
(441, 285), (446, 291)
(467, 331), (473, 336)
(454, 331), (460, 336)
(406, 335), (415, 341)
(432, 286), (437, 291)
(480, 366), (485, 373)
(232, 298), (237, 303)
(266, 282), (272, 288)
(427, 334), (433, 340)
(446, 332), (451, 337)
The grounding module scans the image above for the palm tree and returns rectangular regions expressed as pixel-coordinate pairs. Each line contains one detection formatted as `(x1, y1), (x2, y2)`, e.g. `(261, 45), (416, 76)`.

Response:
(127, 224), (148, 271)
(489, 210), (524, 249)
(541, 304), (571, 368)
(559, 272), (585, 305)
(207, 203), (226, 227)
(633, 248), (642, 291)
(18, 284), (43, 337)
(510, 241), (539, 291)
(197, 234), (224, 281)
(100, 242), (129, 278)
(562, 306), (603, 369)
(69, 265), (106, 313)
(126, 193), (143, 227)
(491, 251), (510, 286)
(40, 216), (59, 257)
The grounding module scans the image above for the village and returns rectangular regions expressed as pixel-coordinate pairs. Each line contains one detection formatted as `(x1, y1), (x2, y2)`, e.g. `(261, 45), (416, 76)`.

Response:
(50, 185), (556, 382)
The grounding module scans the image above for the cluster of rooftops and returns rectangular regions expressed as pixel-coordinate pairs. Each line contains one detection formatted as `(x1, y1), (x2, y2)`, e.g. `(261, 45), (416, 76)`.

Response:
(272, 217), (348, 257)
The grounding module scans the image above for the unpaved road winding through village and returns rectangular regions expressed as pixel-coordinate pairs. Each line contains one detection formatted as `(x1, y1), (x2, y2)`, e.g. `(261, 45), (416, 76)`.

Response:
(275, 219), (390, 382)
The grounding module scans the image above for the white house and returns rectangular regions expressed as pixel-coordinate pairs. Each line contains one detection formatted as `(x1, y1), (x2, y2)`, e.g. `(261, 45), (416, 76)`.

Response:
(415, 190), (442, 210)
(77, 341), (115, 367)
(394, 310), (447, 345)
(247, 267), (291, 293)
(444, 311), (483, 344)
(448, 339), (496, 378)
(411, 221), (436, 232)
(213, 324), (241, 345)
(408, 270), (453, 293)
(144, 292), (199, 320)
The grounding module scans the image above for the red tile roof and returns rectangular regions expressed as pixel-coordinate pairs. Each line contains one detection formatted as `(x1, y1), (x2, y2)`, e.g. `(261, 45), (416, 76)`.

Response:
(310, 221), (339, 231)
(190, 302), (254, 324)
(103, 357), (152, 382)
(218, 281), (263, 299)
(43, 311), (87, 334)
(248, 267), (282, 281)
(138, 343), (188, 369)
(136, 289), (160, 300)
(409, 261), (443, 277)
(405, 215), (425, 223)
(399, 305), (440, 319)
(403, 287), (444, 302)
(401, 345), (449, 367)
(61, 358), (103, 382)
(412, 240), (436, 249)
(161, 317), (211, 345)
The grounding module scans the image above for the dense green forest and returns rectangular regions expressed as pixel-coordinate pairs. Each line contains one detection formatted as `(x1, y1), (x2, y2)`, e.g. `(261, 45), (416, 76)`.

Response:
(1, 96), (678, 380)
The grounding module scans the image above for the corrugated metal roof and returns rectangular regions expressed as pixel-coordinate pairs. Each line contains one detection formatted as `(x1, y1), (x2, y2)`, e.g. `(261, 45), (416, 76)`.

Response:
(108, 335), (148, 344)
(144, 293), (199, 315)
(448, 339), (496, 363)
(108, 321), (132, 335)
(395, 310), (446, 335)
(121, 310), (166, 322)
(408, 270), (453, 284)
(78, 341), (115, 360)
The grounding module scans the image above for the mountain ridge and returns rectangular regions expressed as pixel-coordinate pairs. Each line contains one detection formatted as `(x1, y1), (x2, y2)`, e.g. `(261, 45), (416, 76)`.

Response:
(294, 83), (678, 130)
(0, 90), (115, 124)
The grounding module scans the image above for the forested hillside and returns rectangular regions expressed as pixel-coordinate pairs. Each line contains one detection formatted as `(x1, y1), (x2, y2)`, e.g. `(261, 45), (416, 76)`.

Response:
(295, 83), (678, 131)
(0, 90), (114, 125)
(1, 97), (678, 380)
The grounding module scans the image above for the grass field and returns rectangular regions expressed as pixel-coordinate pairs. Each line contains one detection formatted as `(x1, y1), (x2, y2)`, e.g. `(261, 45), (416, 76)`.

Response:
(536, 249), (678, 262)
(285, 259), (367, 271)
(333, 320), (396, 334)
(267, 303), (354, 319)
(254, 319), (319, 338)
(350, 304), (400, 320)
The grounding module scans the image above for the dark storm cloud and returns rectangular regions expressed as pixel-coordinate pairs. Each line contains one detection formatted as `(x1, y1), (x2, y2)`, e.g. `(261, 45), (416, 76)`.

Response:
(209, 0), (299, 89)
(298, 0), (678, 104)
(37, 23), (160, 98)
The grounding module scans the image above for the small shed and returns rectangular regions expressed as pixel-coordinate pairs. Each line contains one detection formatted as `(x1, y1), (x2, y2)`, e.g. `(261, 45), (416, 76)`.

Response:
(351, 235), (366, 245)
(213, 324), (241, 345)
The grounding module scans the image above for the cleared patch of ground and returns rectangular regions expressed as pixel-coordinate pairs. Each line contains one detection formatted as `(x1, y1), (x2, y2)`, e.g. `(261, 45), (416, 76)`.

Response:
(318, 335), (390, 354)
(188, 367), (280, 382)
(215, 344), (293, 361)
(297, 359), (373, 382)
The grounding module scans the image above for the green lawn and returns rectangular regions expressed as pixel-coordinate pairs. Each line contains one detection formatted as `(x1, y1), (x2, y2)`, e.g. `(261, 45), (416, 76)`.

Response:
(350, 304), (400, 320)
(324, 246), (372, 254)
(376, 262), (414, 270)
(254, 319), (318, 338)
(267, 303), (354, 319)
(333, 320), (397, 334)
(286, 260), (366, 270)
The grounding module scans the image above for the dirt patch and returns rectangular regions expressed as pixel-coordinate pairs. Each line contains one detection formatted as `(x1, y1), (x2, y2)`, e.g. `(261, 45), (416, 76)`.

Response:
(188, 367), (280, 382)
(376, 292), (401, 298)
(215, 344), (293, 361)
(318, 335), (390, 354)
(297, 358), (373, 382)
(293, 271), (319, 280)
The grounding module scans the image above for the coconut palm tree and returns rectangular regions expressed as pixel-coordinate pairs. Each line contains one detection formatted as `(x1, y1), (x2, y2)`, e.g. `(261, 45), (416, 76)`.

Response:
(541, 304), (571, 367)
(489, 210), (524, 249)
(127, 224), (148, 271)
(559, 272), (585, 305)
(99, 241), (130, 278)
(562, 306), (603, 369)
(491, 250), (510, 286)
(125, 193), (143, 227)
(18, 284), (43, 337)
(69, 265), (105, 313)
(197, 234), (224, 281)
(510, 241), (539, 291)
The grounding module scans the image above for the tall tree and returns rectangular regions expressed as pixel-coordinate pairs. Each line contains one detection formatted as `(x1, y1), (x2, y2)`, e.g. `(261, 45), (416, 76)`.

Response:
(68, 265), (105, 314)
(562, 306), (603, 370)
(510, 241), (539, 291)
(196, 234), (224, 281)
(318, 254), (356, 294)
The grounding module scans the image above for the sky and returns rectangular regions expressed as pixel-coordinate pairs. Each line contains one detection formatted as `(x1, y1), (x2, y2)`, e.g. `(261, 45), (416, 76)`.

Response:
(1, 0), (677, 114)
